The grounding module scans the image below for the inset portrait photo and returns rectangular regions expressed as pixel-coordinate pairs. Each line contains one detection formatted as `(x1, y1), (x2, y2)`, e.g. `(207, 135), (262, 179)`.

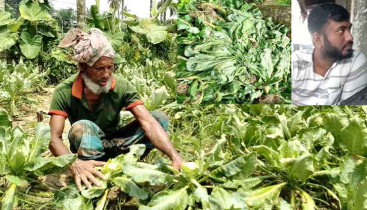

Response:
(292, 0), (367, 105)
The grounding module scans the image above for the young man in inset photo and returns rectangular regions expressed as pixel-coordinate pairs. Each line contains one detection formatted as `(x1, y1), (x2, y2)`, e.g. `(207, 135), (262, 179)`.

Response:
(292, 3), (367, 105)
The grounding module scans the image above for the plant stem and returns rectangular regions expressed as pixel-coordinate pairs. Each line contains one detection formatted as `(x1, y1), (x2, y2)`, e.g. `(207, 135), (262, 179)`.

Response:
(96, 189), (109, 210)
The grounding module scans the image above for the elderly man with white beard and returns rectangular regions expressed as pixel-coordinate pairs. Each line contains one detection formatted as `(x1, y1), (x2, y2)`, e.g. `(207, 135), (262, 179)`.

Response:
(48, 28), (183, 191)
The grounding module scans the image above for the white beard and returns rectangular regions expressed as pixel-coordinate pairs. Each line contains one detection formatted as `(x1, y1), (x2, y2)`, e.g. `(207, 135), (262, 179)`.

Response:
(81, 72), (112, 95)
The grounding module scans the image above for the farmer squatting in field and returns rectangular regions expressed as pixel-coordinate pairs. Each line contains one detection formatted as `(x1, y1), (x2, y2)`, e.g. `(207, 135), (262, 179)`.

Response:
(47, 28), (183, 191)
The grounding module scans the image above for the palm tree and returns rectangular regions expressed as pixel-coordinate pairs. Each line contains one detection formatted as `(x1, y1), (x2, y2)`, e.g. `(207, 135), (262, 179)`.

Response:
(157, 0), (177, 22)
(150, 0), (153, 17)
(77, 0), (86, 29)
(108, 0), (124, 19)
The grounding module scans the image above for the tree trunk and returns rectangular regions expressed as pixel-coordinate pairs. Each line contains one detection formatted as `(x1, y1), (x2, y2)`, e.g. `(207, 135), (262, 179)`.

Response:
(120, 0), (124, 19)
(0, 0), (5, 11)
(150, 0), (153, 17)
(76, 0), (86, 29)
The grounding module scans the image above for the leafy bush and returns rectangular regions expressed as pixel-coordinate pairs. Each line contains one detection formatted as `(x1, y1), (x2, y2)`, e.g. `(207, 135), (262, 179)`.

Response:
(0, 59), (49, 115)
(0, 1), (58, 60)
(0, 120), (76, 210)
(39, 39), (78, 84)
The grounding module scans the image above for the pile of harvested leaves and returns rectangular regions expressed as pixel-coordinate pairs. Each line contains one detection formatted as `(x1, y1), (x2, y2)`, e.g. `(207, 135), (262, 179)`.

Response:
(177, 0), (291, 104)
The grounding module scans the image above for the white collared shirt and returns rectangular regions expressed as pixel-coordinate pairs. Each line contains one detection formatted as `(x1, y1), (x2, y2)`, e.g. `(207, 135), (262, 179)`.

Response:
(292, 48), (367, 105)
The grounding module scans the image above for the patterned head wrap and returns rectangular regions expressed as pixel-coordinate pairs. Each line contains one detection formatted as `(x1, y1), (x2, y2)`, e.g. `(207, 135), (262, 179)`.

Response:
(59, 28), (115, 67)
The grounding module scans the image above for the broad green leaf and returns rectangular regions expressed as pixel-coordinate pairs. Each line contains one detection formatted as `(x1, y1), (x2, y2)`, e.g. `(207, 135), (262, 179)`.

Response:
(123, 165), (174, 186)
(106, 31), (125, 50)
(1, 183), (17, 210)
(54, 186), (93, 210)
(144, 86), (170, 111)
(353, 177), (367, 210)
(206, 135), (228, 167)
(0, 11), (15, 26)
(19, 32), (42, 59)
(0, 27), (18, 52)
(323, 112), (349, 146)
(339, 116), (367, 155)
(177, 18), (199, 33)
(192, 179), (210, 209)
(347, 159), (367, 193)
(288, 155), (314, 183)
(25, 154), (76, 176)
(209, 153), (257, 180)
(261, 49), (274, 79)
(112, 176), (150, 200)
(278, 140), (309, 162)
(339, 157), (357, 184)
(0, 154), (10, 175)
(186, 54), (230, 72)
(300, 127), (328, 150)
(277, 198), (293, 210)
(289, 111), (306, 136)
(81, 181), (107, 199)
(5, 175), (28, 187)
(0, 110), (11, 127)
(8, 141), (28, 174)
(277, 114), (291, 140)
(139, 187), (189, 210)
(8, 19), (24, 32)
(28, 122), (50, 161)
(209, 187), (247, 210)
(130, 19), (167, 44)
(239, 183), (286, 209)
(123, 144), (146, 164)
(251, 145), (280, 168)
(19, 2), (52, 22)
(101, 153), (126, 179)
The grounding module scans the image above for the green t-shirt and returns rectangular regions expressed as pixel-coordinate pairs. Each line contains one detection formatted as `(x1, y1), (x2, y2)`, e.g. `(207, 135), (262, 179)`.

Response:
(49, 73), (143, 135)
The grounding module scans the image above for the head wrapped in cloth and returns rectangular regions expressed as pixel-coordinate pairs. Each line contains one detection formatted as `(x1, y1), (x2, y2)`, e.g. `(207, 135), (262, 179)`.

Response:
(59, 28), (115, 67)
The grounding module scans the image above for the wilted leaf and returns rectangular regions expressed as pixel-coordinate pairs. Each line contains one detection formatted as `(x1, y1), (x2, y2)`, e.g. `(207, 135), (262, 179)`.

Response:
(5, 175), (28, 187)
(209, 187), (247, 210)
(288, 155), (314, 183)
(112, 176), (150, 200)
(144, 86), (170, 111)
(123, 165), (174, 186)
(139, 187), (189, 210)
(81, 181), (107, 199)
(54, 186), (93, 210)
(25, 154), (76, 176)
(239, 183), (286, 209)
(1, 183), (17, 210)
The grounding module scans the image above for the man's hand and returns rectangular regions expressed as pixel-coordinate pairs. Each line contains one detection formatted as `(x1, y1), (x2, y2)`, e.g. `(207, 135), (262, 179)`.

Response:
(69, 159), (106, 191)
(172, 154), (183, 170)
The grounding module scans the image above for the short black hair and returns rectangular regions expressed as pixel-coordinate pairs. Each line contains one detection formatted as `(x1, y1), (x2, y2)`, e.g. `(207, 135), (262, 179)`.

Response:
(308, 3), (350, 35)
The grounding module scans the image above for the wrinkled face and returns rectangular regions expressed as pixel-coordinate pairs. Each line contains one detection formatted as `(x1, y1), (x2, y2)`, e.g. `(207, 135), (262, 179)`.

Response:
(85, 56), (114, 86)
(321, 19), (354, 59)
